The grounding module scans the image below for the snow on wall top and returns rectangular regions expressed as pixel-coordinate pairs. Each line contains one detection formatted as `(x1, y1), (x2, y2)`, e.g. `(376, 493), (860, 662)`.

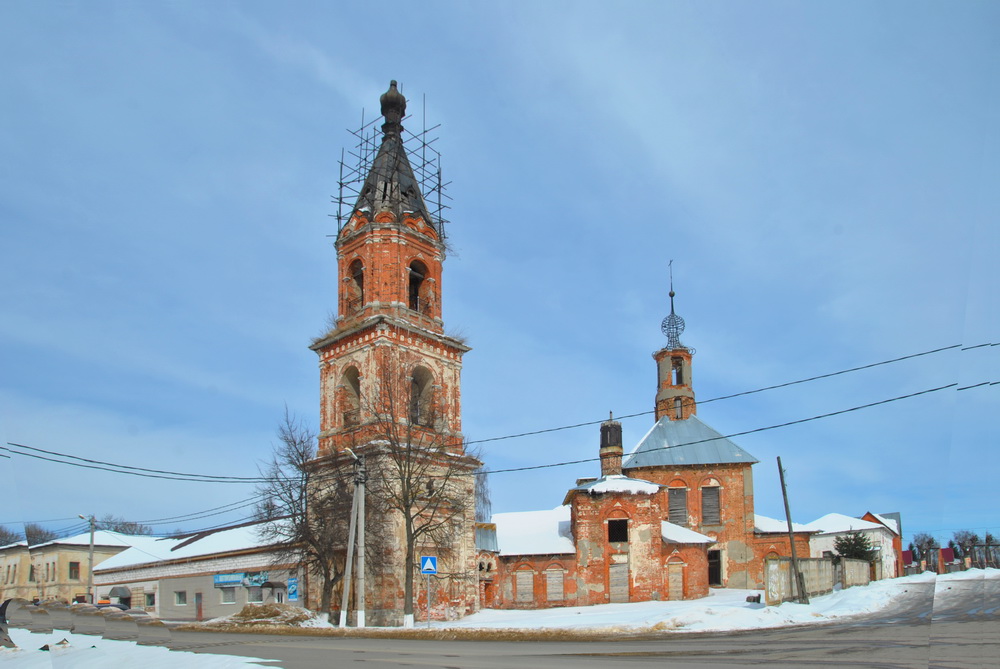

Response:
(754, 513), (813, 534)
(573, 474), (660, 495)
(661, 521), (713, 544)
(492, 506), (575, 556)
(802, 513), (885, 535)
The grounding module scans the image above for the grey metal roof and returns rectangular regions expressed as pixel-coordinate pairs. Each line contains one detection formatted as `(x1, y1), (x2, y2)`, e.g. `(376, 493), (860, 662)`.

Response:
(623, 415), (759, 469)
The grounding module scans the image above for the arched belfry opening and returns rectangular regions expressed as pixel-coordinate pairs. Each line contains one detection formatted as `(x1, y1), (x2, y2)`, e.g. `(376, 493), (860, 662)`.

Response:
(408, 260), (428, 313)
(341, 365), (361, 427)
(409, 366), (434, 427)
(348, 259), (364, 313)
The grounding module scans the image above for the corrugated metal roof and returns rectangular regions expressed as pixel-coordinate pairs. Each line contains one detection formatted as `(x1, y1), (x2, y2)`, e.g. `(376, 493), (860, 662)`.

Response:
(623, 415), (759, 469)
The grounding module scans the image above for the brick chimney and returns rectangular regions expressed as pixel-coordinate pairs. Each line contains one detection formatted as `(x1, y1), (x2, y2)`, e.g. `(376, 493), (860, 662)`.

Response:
(599, 413), (623, 478)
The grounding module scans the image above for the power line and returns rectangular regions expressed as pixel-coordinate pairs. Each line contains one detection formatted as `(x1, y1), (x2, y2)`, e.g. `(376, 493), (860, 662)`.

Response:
(132, 495), (268, 525)
(477, 383), (959, 476)
(3, 442), (267, 483)
(465, 343), (967, 446)
(1, 338), (985, 489)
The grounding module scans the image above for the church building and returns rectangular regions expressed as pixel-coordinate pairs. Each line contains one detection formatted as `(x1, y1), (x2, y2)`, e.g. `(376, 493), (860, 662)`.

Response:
(306, 81), (816, 622)
(483, 286), (812, 608)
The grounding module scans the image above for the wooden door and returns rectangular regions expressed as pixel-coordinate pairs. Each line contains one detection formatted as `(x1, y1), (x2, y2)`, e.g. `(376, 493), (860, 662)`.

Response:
(667, 563), (684, 601)
(609, 563), (629, 603)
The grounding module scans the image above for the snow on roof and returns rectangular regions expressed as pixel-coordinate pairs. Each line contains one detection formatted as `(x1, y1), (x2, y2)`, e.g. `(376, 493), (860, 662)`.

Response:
(573, 474), (660, 495)
(802, 513), (885, 535)
(95, 522), (285, 572)
(754, 514), (813, 534)
(0, 541), (28, 551)
(661, 521), (713, 544)
(31, 530), (150, 551)
(492, 506), (574, 556)
(870, 513), (900, 535)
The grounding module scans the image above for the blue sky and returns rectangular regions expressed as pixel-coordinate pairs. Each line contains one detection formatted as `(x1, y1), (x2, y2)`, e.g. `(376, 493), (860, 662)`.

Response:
(1, 1), (996, 547)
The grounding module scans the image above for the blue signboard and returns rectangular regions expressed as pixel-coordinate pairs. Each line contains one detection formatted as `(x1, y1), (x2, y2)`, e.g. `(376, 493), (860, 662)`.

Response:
(420, 556), (437, 574)
(213, 573), (244, 588)
(287, 577), (298, 602)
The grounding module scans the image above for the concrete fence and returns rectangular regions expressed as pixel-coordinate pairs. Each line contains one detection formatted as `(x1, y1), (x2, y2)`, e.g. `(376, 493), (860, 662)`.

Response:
(764, 557), (871, 605)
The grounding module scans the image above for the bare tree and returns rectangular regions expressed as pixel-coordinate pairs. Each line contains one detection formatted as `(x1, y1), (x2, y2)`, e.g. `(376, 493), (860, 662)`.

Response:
(97, 515), (153, 535)
(474, 467), (492, 523)
(0, 525), (22, 546)
(911, 532), (939, 561)
(24, 523), (57, 545)
(350, 362), (480, 627)
(255, 409), (353, 616)
(952, 530), (980, 559)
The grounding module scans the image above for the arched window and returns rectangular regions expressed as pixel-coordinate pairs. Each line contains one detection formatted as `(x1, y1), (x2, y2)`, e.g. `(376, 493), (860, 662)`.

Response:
(409, 366), (433, 426)
(408, 260), (428, 313)
(341, 366), (361, 427)
(674, 397), (683, 419)
(348, 259), (364, 313)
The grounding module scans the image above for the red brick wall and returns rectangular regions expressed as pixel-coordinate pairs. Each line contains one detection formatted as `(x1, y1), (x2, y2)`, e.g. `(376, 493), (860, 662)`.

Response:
(626, 462), (757, 588)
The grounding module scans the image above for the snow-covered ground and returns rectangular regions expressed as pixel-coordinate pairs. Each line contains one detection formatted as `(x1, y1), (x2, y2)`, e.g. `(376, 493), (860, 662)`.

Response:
(0, 629), (279, 667)
(2, 570), (994, 666)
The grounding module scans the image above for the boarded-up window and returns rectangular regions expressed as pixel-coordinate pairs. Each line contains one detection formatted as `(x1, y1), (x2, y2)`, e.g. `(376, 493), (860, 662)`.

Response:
(545, 568), (564, 601)
(702, 486), (721, 525)
(668, 488), (687, 526)
(515, 570), (533, 603)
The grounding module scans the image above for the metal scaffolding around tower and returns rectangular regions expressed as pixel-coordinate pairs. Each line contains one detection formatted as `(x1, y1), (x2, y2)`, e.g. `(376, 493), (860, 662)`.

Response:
(333, 94), (451, 246)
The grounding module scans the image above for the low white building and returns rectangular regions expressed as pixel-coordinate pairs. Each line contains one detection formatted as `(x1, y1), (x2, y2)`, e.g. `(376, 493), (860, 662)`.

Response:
(802, 512), (899, 578)
(94, 520), (303, 621)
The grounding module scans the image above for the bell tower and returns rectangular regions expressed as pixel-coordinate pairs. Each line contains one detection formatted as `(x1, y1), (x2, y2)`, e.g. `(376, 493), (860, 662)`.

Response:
(312, 80), (469, 458)
(308, 81), (478, 627)
(654, 264), (696, 421)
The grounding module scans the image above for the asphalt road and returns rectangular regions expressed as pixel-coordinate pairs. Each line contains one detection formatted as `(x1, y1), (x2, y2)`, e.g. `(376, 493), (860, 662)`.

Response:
(161, 576), (998, 668)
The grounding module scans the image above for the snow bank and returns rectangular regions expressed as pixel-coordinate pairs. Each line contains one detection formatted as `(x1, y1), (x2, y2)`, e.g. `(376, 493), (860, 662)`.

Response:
(0, 629), (276, 667)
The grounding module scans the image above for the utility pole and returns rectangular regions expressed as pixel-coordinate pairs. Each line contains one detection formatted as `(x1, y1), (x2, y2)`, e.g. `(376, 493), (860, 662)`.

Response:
(356, 455), (366, 628)
(77, 514), (95, 604)
(776, 457), (809, 604)
(339, 450), (367, 628)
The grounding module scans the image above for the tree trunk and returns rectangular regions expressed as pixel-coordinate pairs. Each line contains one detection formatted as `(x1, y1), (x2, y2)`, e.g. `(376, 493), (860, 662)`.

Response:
(403, 514), (415, 627)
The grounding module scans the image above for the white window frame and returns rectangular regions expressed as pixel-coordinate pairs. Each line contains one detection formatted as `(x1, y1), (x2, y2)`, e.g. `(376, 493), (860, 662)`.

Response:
(175, 590), (187, 606)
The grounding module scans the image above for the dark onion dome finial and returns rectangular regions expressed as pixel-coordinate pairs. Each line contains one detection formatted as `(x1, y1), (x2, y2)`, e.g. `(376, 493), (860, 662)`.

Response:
(380, 80), (406, 135)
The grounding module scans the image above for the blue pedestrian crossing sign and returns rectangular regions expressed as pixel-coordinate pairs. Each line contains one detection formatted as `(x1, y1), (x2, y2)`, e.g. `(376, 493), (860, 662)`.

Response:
(420, 556), (438, 574)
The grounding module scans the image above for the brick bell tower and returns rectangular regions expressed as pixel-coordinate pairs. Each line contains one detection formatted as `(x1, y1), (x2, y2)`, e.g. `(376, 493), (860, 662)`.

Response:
(309, 81), (478, 626)
(654, 266), (696, 421)
(312, 80), (470, 457)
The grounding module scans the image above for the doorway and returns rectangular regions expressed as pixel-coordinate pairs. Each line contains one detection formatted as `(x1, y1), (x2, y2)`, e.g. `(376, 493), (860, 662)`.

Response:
(707, 550), (722, 586)
(609, 563), (629, 603)
(194, 592), (203, 621)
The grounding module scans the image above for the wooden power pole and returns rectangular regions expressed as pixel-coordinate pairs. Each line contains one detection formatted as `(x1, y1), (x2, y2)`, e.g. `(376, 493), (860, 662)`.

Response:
(777, 457), (809, 604)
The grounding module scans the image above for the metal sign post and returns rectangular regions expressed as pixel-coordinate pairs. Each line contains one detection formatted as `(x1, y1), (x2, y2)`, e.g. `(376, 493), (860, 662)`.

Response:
(420, 556), (437, 629)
